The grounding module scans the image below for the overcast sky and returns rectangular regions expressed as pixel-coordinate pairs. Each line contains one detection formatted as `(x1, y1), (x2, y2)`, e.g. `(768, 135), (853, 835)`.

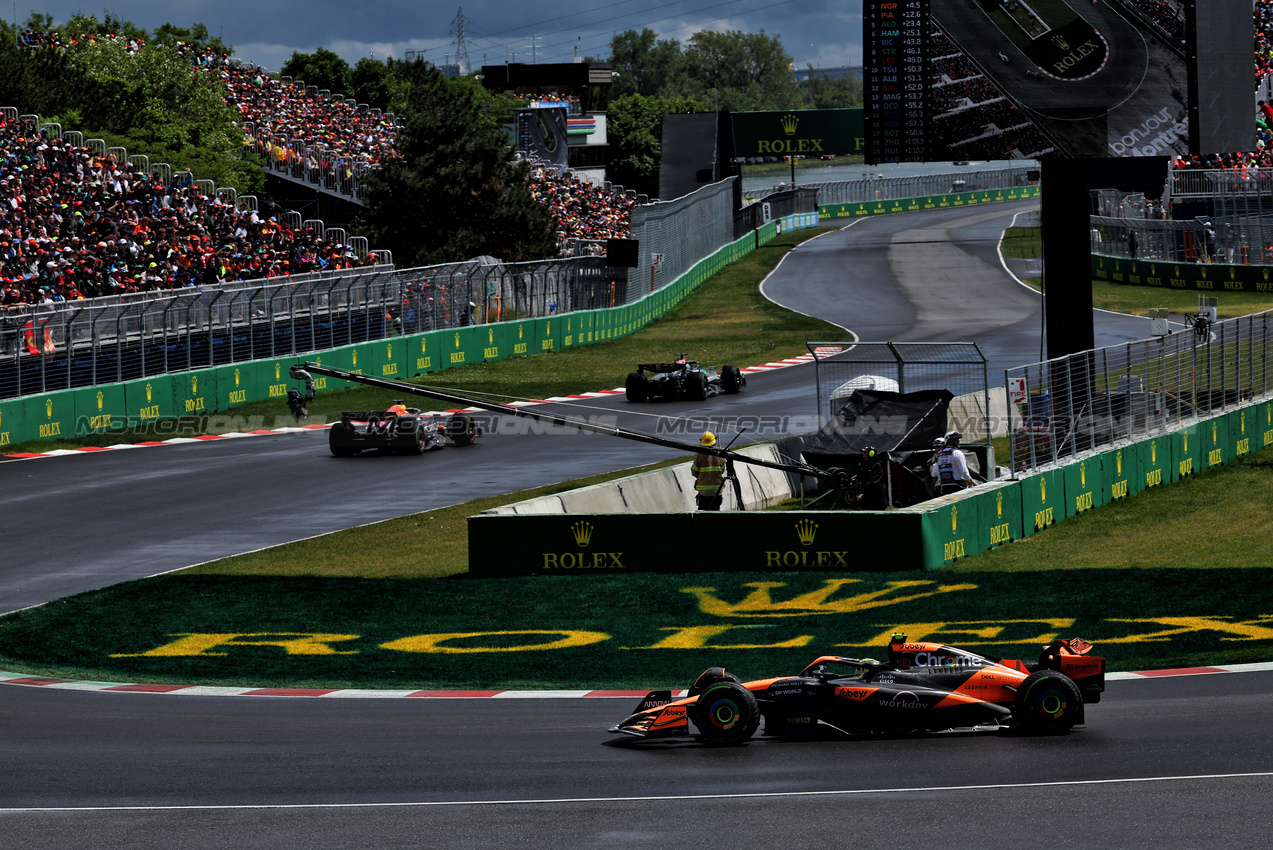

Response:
(25, 0), (864, 74)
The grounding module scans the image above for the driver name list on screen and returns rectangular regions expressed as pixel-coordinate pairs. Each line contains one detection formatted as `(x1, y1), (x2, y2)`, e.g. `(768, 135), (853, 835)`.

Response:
(864, 0), (931, 164)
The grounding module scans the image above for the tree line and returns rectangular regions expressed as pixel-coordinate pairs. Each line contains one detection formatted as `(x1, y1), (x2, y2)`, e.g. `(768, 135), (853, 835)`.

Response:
(0, 14), (859, 265)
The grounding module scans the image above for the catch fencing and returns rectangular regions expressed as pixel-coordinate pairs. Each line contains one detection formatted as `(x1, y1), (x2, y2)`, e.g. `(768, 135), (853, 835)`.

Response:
(1007, 310), (1273, 473)
(0, 177), (753, 400)
(808, 342), (991, 443)
(625, 178), (737, 304)
(794, 165), (1037, 207)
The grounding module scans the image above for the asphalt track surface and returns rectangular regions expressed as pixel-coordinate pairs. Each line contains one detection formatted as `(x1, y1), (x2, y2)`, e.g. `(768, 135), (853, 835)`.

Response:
(4, 201), (1269, 846)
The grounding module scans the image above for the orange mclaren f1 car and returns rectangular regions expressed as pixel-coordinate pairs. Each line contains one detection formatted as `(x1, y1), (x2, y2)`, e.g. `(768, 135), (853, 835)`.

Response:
(609, 634), (1104, 745)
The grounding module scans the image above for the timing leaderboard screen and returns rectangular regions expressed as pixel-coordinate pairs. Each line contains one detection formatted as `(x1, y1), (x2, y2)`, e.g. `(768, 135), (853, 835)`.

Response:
(863, 0), (1252, 163)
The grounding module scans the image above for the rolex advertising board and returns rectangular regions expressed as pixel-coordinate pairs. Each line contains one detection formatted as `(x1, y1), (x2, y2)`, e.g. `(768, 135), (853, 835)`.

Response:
(1137, 436), (1169, 491)
(1201, 415), (1229, 471)
(1019, 469), (1064, 537)
(1063, 456), (1104, 519)
(172, 369), (216, 419)
(731, 109), (865, 158)
(0, 394), (27, 446)
(1101, 445), (1138, 502)
(72, 384), (125, 436)
(1231, 407), (1254, 459)
(696, 512), (926, 572)
(1172, 423), (1202, 481)
(468, 514), (684, 577)
(124, 378), (174, 428)
(27, 390), (76, 444)
(1258, 401), (1273, 452)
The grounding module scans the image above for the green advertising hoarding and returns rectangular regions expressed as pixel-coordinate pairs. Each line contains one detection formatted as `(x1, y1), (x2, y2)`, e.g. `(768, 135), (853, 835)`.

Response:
(216, 363), (254, 409)
(731, 108), (865, 158)
(1019, 469), (1064, 536)
(1136, 436), (1169, 492)
(1102, 444), (1139, 501)
(1172, 423), (1202, 481)
(406, 332), (439, 376)
(1257, 401), (1273, 452)
(1230, 407), (1256, 459)
(0, 394), (26, 447)
(171, 369), (217, 418)
(72, 384), (126, 435)
(124, 378), (175, 428)
(1201, 415), (1229, 471)
(1062, 455), (1104, 519)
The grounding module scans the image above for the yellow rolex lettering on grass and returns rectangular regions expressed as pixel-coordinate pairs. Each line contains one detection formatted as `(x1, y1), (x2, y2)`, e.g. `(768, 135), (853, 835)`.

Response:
(681, 578), (977, 619)
(1099, 616), (1273, 643)
(113, 633), (360, 657)
(640, 625), (812, 650)
(381, 630), (609, 653)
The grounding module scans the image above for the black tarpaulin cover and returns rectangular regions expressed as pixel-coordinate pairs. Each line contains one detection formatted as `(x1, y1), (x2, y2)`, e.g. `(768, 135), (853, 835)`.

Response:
(801, 389), (954, 465)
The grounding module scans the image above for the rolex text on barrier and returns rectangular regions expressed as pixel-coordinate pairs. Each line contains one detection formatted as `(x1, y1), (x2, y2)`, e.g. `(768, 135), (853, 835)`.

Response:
(1137, 436), (1169, 491)
(1093, 256), (1273, 294)
(1019, 469), (1064, 537)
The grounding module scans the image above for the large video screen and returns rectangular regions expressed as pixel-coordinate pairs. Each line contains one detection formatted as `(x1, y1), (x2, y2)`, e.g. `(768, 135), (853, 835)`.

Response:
(863, 0), (1252, 162)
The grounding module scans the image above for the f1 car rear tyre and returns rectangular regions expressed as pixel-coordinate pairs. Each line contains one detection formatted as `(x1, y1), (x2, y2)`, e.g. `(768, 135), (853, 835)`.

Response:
(625, 372), (648, 403)
(687, 370), (709, 401)
(449, 415), (475, 446)
(692, 681), (760, 746)
(329, 422), (357, 457)
(1013, 669), (1083, 734)
(408, 422), (428, 455)
(721, 365), (742, 394)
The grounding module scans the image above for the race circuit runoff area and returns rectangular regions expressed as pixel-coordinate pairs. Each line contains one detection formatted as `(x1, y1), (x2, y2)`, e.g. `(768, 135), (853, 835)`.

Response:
(2, 569), (1273, 693)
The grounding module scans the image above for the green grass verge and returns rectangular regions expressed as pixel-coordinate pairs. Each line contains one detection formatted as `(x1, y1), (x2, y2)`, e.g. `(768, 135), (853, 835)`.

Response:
(1, 568), (1270, 689)
(3, 227), (845, 455)
(1002, 226), (1273, 316)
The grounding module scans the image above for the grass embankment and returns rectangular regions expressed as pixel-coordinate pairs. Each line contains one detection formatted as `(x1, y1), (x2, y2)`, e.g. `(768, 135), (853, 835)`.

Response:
(2, 567), (1270, 689)
(1001, 226), (1273, 315)
(4, 227), (846, 455)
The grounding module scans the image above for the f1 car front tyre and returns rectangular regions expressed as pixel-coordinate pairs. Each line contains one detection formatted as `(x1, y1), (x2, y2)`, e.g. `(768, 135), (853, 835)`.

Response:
(625, 372), (649, 403)
(448, 415), (475, 446)
(692, 681), (760, 746)
(687, 371), (709, 401)
(329, 422), (358, 457)
(1013, 670), (1083, 734)
(721, 365), (743, 394)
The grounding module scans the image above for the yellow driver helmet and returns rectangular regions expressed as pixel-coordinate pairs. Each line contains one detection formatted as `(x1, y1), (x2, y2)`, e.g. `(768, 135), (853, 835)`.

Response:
(701, 431), (717, 447)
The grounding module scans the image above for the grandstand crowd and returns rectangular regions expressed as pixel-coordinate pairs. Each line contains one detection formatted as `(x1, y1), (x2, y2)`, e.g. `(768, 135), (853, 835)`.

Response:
(529, 168), (636, 247)
(0, 118), (377, 308)
(1170, 1), (1273, 170)
(930, 30), (1056, 159)
(1, 30), (637, 304)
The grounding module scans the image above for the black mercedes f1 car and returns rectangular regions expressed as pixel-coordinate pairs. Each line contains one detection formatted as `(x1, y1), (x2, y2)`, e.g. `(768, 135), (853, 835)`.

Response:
(625, 356), (745, 402)
(610, 634), (1104, 745)
(327, 404), (480, 457)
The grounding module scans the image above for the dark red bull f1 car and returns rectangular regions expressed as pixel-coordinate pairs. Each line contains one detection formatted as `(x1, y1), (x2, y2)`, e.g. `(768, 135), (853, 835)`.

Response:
(609, 634), (1104, 745)
(328, 404), (480, 457)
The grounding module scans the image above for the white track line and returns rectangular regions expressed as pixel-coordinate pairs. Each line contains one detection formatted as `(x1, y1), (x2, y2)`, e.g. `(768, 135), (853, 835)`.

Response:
(4, 771), (1271, 812)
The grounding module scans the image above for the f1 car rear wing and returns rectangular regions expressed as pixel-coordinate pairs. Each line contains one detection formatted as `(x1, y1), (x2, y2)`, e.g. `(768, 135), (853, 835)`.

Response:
(292, 363), (849, 487)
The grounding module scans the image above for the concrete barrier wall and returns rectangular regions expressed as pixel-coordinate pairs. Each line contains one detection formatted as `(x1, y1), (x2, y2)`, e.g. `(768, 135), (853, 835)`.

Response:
(483, 443), (797, 515)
